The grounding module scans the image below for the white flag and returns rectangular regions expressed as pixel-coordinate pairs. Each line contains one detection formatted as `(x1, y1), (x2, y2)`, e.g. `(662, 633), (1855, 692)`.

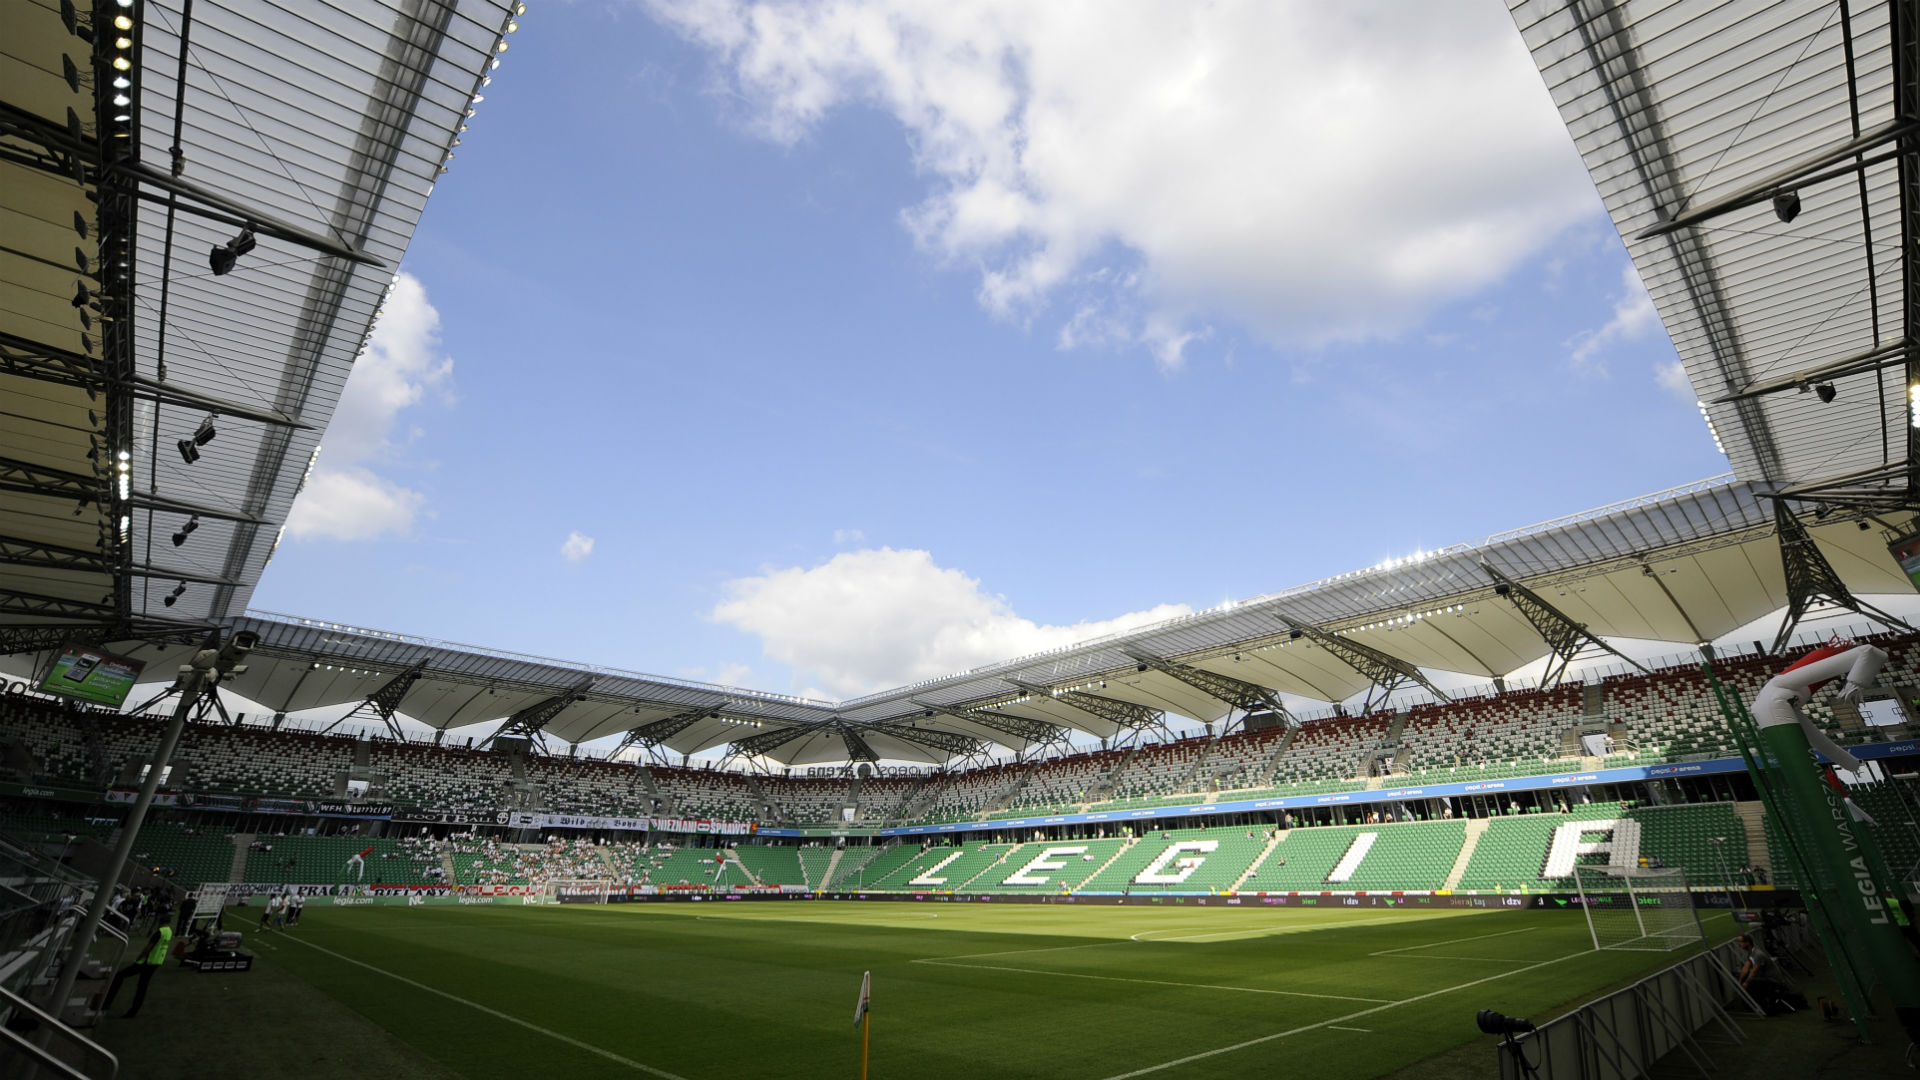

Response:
(853, 970), (871, 1026)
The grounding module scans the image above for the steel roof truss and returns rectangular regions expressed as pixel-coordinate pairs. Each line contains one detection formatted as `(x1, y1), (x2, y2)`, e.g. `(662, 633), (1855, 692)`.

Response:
(1276, 616), (1449, 714)
(1769, 502), (1914, 653)
(1120, 650), (1295, 727)
(1482, 563), (1647, 688)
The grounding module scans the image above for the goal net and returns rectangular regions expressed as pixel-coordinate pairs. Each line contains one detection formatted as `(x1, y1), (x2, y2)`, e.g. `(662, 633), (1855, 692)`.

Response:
(1573, 865), (1703, 951)
(538, 879), (614, 905)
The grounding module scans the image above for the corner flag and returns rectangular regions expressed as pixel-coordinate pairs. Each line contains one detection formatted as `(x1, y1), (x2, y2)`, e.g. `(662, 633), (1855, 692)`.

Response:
(854, 970), (872, 1080)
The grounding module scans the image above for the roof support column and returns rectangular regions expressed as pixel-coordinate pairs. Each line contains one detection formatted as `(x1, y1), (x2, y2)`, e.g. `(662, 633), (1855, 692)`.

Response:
(1769, 503), (1913, 652)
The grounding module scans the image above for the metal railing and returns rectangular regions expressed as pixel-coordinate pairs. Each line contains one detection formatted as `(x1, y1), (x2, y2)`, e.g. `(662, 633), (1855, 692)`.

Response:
(0, 983), (118, 1080)
(1496, 935), (1762, 1080)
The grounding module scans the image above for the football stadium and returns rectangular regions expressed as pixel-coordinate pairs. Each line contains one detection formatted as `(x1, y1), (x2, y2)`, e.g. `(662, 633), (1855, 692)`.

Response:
(9, 0), (1920, 1077)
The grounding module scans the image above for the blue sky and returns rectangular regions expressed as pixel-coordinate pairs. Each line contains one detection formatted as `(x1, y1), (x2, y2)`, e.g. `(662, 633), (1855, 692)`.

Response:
(252, 1), (1729, 703)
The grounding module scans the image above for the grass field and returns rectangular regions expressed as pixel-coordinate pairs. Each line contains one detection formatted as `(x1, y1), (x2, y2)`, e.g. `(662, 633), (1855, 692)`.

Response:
(242, 901), (1735, 1079)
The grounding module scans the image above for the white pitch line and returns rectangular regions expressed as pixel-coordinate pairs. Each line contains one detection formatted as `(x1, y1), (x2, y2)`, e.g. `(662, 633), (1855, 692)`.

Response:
(1092, 946), (1594, 1080)
(1368, 926), (1536, 956)
(1325, 1026), (1371, 1033)
(276, 932), (690, 1080)
(914, 959), (1393, 1004)
(1129, 916), (1411, 943)
(935, 940), (1132, 962)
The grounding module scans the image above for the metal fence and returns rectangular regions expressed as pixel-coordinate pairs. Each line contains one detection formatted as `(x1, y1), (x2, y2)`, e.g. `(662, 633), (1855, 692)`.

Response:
(1496, 934), (1768, 1080)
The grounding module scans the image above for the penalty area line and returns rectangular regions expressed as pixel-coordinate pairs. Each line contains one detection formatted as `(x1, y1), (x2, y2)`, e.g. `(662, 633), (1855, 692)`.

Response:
(1368, 926), (1536, 956)
(914, 959), (1392, 1004)
(274, 932), (690, 1080)
(1091, 946), (1594, 1080)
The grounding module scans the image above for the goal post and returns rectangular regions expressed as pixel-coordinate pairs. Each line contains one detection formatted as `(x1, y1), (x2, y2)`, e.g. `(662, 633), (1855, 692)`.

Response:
(1573, 865), (1704, 952)
(539, 878), (614, 905)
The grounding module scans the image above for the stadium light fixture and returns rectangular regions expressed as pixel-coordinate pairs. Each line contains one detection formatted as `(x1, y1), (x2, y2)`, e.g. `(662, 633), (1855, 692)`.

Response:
(177, 416), (217, 464)
(209, 227), (257, 275)
(1772, 190), (1800, 223)
(171, 514), (200, 547)
(163, 582), (187, 607)
(1815, 382), (1837, 404)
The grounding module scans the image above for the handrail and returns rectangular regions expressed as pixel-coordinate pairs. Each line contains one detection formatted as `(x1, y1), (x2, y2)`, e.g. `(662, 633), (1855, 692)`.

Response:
(0, 983), (119, 1079)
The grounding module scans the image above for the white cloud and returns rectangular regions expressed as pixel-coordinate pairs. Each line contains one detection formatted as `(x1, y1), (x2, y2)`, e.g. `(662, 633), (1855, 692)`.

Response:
(646, 0), (1596, 358)
(1568, 262), (1661, 374)
(561, 531), (597, 563)
(286, 273), (453, 540)
(712, 547), (1191, 697)
(1655, 359), (1694, 404)
(833, 527), (866, 544)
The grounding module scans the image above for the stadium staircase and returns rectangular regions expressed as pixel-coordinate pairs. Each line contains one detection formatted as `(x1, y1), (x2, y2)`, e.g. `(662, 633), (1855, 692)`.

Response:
(814, 847), (841, 889)
(80, 712), (108, 786)
(1734, 801), (1770, 877)
(1084, 836), (1137, 887)
(743, 774), (772, 820)
(1091, 744), (1144, 801)
(1442, 818), (1489, 891)
(955, 844), (1026, 891)
(1256, 727), (1297, 787)
(228, 834), (253, 882)
(1171, 733), (1223, 795)
(1233, 831), (1285, 891)
(440, 846), (460, 882)
(637, 766), (664, 811)
(987, 763), (1041, 814)
(828, 843), (893, 889)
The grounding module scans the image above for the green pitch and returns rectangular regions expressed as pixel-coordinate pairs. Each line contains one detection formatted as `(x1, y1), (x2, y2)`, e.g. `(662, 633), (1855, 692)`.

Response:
(254, 901), (1734, 1079)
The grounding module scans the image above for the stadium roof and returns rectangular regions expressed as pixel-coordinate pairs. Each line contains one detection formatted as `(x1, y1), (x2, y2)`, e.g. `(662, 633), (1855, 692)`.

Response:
(1, 0), (515, 652)
(1507, 0), (1920, 511)
(5, 474), (1912, 765)
(10, 0), (1920, 769)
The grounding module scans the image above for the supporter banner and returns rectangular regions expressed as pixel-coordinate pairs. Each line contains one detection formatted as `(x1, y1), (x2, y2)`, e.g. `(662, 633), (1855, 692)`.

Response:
(530, 813), (651, 832)
(393, 809), (504, 826)
(499, 812), (754, 835)
(311, 800), (395, 818)
(650, 816), (756, 836)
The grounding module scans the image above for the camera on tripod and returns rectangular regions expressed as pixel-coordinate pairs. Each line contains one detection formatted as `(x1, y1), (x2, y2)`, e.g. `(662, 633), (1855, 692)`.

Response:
(1477, 1010), (1535, 1036)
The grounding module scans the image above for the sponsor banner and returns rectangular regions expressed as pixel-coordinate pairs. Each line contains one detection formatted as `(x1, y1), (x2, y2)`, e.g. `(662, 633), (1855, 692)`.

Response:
(647, 816), (756, 836)
(37, 642), (144, 708)
(0, 779), (101, 803)
(105, 788), (182, 806)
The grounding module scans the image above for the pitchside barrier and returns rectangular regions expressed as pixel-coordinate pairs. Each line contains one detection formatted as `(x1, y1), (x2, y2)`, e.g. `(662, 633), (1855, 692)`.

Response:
(1495, 933), (1771, 1080)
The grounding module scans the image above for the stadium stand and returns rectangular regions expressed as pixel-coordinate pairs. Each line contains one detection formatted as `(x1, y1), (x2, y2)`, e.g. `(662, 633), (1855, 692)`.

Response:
(963, 837), (1130, 892)
(125, 824), (236, 889)
(243, 835), (441, 887)
(1080, 826), (1271, 893)
(732, 843), (806, 885)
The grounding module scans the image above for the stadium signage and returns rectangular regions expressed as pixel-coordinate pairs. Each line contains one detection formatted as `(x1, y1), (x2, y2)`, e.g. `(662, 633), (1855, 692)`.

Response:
(804, 765), (929, 778)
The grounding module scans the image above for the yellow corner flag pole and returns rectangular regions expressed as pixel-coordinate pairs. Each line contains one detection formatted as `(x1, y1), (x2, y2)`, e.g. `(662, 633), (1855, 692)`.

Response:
(854, 970), (872, 1079)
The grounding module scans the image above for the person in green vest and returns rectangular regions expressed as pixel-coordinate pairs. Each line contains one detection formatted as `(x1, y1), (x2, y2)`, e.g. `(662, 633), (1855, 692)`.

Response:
(102, 924), (172, 1018)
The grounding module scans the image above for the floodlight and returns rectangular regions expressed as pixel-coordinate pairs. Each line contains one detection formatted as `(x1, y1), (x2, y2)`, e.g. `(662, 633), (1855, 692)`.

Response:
(1773, 190), (1801, 224)
(209, 227), (257, 276)
(171, 514), (200, 547)
(163, 582), (186, 607)
(177, 417), (216, 464)
(1815, 382), (1837, 404)
(72, 280), (89, 307)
